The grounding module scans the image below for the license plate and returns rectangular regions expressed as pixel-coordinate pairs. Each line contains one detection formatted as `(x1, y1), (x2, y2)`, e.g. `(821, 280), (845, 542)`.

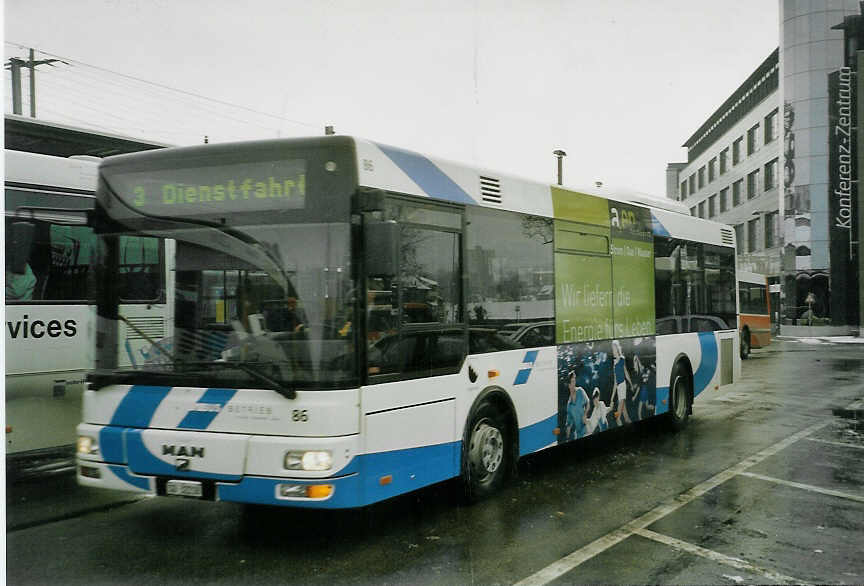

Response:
(166, 479), (203, 498)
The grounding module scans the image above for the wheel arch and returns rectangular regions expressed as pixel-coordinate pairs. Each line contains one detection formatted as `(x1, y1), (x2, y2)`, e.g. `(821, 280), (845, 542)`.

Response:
(462, 386), (520, 477)
(670, 352), (694, 414)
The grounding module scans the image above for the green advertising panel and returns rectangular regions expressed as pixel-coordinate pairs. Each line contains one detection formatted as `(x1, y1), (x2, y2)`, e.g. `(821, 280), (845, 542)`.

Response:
(609, 201), (655, 337)
(611, 238), (655, 336)
(551, 189), (656, 343)
(555, 251), (613, 343)
(551, 187), (609, 226)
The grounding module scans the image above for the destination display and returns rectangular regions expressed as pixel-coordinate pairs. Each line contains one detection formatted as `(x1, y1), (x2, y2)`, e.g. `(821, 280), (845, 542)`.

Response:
(103, 158), (307, 217)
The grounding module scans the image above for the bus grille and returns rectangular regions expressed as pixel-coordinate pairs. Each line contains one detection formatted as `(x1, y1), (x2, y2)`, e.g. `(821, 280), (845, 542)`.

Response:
(125, 317), (165, 340)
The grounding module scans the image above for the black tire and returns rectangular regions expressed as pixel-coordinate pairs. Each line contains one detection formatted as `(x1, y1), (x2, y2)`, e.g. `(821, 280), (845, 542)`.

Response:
(463, 400), (511, 502)
(665, 362), (691, 432)
(740, 328), (751, 360)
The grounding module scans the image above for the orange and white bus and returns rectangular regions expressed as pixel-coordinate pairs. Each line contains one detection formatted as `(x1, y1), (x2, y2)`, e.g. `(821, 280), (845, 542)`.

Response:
(737, 271), (771, 359)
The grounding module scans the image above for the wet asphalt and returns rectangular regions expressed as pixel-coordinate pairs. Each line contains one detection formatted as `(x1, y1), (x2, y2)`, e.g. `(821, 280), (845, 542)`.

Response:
(5, 338), (864, 585)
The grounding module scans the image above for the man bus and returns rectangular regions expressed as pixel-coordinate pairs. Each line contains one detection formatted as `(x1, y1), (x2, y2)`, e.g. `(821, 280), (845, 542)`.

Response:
(73, 136), (740, 508)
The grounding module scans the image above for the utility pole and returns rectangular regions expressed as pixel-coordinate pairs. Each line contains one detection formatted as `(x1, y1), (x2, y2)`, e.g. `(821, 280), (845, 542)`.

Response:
(4, 49), (67, 118)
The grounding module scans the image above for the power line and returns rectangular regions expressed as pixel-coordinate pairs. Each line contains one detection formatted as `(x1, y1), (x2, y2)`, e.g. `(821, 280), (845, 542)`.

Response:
(4, 41), (321, 130)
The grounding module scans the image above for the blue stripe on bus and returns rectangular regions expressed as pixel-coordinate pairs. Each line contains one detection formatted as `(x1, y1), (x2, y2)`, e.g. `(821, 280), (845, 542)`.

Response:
(651, 212), (671, 237)
(99, 426), (127, 463)
(110, 385), (172, 428)
(377, 144), (477, 205)
(177, 388), (237, 430)
(656, 332), (719, 410)
(519, 414), (557, 455)
(220, 441), (460, 508)
(693, 332), (718, 396)
(107, 464), (151, 491)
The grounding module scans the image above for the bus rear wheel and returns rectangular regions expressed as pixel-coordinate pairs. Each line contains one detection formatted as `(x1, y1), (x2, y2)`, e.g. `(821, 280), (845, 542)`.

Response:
(665, 363), (691, 432)
(740, 328), (751, 359)
(463, 400), (511, 502)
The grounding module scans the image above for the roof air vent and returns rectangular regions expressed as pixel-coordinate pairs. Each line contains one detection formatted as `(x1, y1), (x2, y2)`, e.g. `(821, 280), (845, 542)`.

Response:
(721, 228), (734, 246)
(480, 176), (502, 204)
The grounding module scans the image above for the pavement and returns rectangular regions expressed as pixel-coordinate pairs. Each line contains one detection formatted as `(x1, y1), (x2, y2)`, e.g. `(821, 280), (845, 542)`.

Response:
(5, 459), (146, 532)
(776, 334), (864, 344)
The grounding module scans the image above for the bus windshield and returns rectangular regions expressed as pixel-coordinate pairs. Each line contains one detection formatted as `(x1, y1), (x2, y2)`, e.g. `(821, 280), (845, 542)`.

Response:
(93, 219), (356, 391)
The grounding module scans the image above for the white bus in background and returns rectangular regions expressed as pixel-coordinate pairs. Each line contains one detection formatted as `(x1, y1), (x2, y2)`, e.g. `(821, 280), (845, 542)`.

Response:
(4, 149), (171, 464)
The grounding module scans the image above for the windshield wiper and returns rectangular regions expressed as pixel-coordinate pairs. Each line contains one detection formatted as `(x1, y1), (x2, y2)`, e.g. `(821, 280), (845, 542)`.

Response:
(182, 360), (297, 400)
(229, 362), (297, 400)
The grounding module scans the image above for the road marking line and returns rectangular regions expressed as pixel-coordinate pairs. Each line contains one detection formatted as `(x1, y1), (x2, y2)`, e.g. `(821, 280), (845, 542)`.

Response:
(515, 420), (829, 586)
(739, 471), (864, 504)
(633, 528), (808, 585)
(805, 437), (864, 450)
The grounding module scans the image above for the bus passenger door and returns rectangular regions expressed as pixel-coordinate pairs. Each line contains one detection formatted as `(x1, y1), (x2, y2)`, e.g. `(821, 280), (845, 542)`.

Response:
(360, 200), (466, 502)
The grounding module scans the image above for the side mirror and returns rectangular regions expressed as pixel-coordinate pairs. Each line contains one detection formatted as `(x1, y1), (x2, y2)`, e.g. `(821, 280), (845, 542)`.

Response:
(364, 220), (400, 277)
(9, 222), (36, 274)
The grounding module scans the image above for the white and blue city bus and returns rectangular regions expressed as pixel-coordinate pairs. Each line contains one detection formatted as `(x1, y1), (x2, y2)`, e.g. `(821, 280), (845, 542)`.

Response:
(75, 136), (741, 507)
(4, 149), (170, 464)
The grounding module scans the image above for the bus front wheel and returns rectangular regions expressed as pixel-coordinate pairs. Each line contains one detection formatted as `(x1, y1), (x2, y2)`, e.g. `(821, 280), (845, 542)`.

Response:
(665, 363), (691, 432)
(463, 400), (511, 502)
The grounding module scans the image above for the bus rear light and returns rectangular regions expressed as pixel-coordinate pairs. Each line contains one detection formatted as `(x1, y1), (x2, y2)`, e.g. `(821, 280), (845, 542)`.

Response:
(277, 483), (334, 499)
(79, 465), (101, 479)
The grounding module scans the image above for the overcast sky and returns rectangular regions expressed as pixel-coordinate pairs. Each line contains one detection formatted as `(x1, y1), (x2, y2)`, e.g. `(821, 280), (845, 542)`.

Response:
(5, 0), (778, 197)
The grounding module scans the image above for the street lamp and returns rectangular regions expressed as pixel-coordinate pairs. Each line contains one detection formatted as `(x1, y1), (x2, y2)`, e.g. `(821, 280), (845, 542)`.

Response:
(553, 149), (567, 185)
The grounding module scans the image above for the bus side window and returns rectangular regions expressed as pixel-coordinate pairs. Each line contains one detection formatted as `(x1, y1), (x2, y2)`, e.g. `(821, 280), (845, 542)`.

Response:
(118, 236), (163, 302)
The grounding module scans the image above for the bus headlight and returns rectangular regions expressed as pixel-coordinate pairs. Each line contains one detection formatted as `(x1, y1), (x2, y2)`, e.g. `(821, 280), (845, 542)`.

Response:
(283, 450), (333, 471)
(77, 435), (99, 455)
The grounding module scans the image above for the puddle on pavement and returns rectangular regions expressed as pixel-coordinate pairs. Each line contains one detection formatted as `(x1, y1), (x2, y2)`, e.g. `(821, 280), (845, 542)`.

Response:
(830, 408), (864, 445)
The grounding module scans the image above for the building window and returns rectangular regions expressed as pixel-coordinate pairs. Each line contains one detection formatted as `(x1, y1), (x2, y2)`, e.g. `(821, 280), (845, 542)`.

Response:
(698, 166), (706, 189)
(747, 124), (759, 156)
(719, 148), (728, 175)
(690, 206), (697, 217)
(734, 224), (744, 250)
(747, 218), (759, 252)
(733, 179), (743, 206)
(764, 211), (779, 249)
(708, 194), (717, 218)
(708, 158), (717, 183)
(747, 169), (760, 199)
(688, 174), (695, 194)
(733, 137), (743, 165)
(764, 109), (778, 144)
(719, 187), (729, 212)
(764, 158), (778, 191)
(681, 181), (687, 199)
(698, 201), (705, 218)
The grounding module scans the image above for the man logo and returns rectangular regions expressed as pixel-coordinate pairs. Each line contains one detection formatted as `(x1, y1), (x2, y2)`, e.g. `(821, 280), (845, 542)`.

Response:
(162, 444), (205, 458)
(163, 444), (205, 471)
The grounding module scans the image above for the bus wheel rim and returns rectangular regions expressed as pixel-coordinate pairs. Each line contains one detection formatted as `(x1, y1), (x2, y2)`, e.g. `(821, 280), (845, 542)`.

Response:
(470, 420), (503, 479)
